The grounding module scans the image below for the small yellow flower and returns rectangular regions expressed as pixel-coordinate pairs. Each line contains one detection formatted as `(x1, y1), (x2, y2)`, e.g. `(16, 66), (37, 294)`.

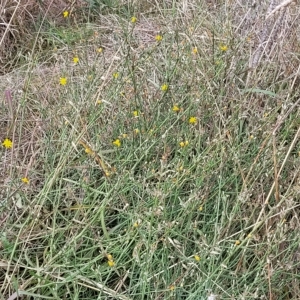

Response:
(172, 105), (180, 112)
(108, 260), (115, 267)
(113, 139), (121, 147)
(21, 177), (29, 184)
(107, 253), (115, 266)
(235, 240), (241, 246)
(192, 47), (198, 54)
(161, 84), (168, 91)
(122, 133), (128, 138)
(189, 116), (197, 124)
(169, 285), (175, 291)
(63, 11), (69, 18)
(219, 44), (228, 52)
(133, 222), (139, 228)
(198, 206), (203, 211)
(155, 35), (163, 42)
(97, 47), (103, 53)
(73, 56), (79, 64)
(134, 128), (140, 134)
(133, 110), (139, 117)
(247, 233), (252, 238)
(113, 72), (119, 79)
(85, 147), (93, 155)
(131, 16), (137, 23)
(2, 138), (13, 149)
(179, 141), (189, 147)
(249, 135), (254, 140)
(97, 100), (102, 105)
(107, 254), (113, 261)
(194, 255), (200, 261)
(59, 77), (67, 85)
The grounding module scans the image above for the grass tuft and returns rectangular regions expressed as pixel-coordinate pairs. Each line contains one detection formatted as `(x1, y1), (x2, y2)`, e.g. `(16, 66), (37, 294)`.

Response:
(1, 0), (300, 299)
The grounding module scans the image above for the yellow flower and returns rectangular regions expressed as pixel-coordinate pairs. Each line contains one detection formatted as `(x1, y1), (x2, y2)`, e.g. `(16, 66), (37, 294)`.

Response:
(194, 255), (200, 261)
(73, 56), (79, 64)
(122, 133), (128, 138)
(96, 99), (102, 105)
(192, 47), (198, 54)
(107, 254), (113, 261)
(133, 110), (139, 117)
(2, 138), (13, 149)
(178, 165), (184, 172)
(219, 44), (228, 52)
(161, 84), (168, 91)
(198, 206), (203, 211)
(134, 128), (140, 134)
(169, 285), (175, 291)
(235, 240), (241, 246)
(155, 35), (163, 42)
(113, 72), (119, 79)
(249, 135), (254, 140)
(63, 11), (69, 18)
(59, 77), (67, 85)
(85, 147), (93, 155)
(189, 116), (197, 124)
(108, 260), (115, 267)
(133, 222), (139, 228)
(172, 105), (180, 112)
(113, 139), (121, 147)
(179, 141), (189, 147)
(131, 16), (137, 23)
(107, 254), (115, 266)
(21, 177), (29, 184)
(97, 47), (103, 53)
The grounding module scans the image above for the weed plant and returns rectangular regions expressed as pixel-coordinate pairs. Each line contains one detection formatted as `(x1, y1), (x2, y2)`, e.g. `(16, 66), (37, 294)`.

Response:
(0, 1), (299, 299)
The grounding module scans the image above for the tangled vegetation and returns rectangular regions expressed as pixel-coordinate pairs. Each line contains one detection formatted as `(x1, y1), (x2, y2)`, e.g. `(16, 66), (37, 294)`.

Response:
(1, 1), (299, 299)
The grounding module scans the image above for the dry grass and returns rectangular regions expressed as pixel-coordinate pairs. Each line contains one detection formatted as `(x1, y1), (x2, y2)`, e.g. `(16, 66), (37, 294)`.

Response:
(1, 0), (300, 299)
(0, 0), (87, 74)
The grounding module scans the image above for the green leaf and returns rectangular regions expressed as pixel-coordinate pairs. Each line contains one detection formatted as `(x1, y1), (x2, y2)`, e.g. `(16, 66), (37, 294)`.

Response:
(242, 88), (277, 97)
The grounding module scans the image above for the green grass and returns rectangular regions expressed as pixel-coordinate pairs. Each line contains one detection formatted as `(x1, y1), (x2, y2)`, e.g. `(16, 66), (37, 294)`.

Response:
(1, 1), (300, 299)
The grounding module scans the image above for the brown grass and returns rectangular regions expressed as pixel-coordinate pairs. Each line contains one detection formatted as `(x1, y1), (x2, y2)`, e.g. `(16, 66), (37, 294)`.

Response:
(0, 0), (87, 74)
(0, 1), (300, 299)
